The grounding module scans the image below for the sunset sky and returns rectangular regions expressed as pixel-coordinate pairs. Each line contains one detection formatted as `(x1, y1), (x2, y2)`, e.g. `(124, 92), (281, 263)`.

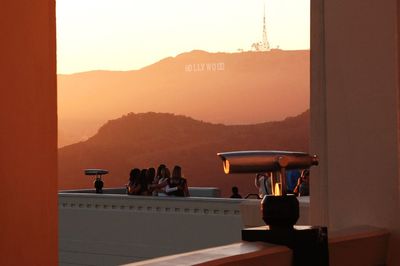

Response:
(56, 0), (310, 74)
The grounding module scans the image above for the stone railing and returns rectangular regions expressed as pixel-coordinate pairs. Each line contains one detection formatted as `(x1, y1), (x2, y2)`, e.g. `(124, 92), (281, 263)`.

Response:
(58, 192), (310, 266)
(60, 186), (221, 197)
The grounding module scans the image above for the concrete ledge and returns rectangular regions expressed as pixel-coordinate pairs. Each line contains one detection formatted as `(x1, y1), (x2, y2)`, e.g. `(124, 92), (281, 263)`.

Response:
(329, 226), (389, 266)
(60, 186), (221, 198)
(123, 242), (292, 266)
(125, 225), (389, 266)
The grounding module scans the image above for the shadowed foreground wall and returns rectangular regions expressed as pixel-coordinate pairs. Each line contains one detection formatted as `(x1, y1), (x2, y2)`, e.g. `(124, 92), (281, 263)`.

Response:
(0, 1), (58, 265)
(310, 0), (400, 265)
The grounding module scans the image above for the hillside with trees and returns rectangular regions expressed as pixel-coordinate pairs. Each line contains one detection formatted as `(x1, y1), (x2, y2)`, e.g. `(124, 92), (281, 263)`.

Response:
(59, 111), (309, 197)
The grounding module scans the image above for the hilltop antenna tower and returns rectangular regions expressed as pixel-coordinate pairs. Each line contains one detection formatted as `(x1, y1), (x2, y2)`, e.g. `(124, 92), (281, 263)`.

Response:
(251, 1), (271, 51)
(261, 2), (270, 51)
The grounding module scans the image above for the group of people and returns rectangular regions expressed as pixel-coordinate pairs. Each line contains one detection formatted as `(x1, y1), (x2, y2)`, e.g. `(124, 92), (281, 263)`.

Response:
(125, 164), (308, 199)
(126, 164), (190, 197)
(230, 169), (310, 199)
(254, 169), (310, 198)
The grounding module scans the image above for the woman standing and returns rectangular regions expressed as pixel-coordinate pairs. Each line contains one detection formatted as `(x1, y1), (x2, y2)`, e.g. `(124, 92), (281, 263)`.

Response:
(149, 165), (170, 196)
(166, 165), (189, 197)
(126, 168), (141, 195)
(294, 169), (310, 196)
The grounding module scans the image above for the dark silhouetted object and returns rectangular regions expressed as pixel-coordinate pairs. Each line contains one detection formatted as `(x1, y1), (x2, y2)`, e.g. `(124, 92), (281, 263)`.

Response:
(126, 168), (141, 195)
(139, 169), (148, 195)
(244, 193), (261, 199)
(230, 186), (242, 198)
(94, 178), (103, 193)
(85, 169), (108, 194)
(218, 150), (327, 266)
(146, 167), (156, 195)
(147, 167), (156, 183)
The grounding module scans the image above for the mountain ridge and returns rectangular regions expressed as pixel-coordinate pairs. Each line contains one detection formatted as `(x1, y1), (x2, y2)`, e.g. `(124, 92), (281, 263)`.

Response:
(58, 49), (309, 147)
(59, 110), (309, 197)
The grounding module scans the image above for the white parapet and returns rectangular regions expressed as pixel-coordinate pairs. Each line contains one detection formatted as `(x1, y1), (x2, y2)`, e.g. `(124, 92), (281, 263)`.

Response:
(58, 192), (309, 266)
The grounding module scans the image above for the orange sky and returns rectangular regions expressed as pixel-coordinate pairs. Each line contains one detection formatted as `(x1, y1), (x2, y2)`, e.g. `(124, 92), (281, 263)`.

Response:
(56, 0), (310, 74)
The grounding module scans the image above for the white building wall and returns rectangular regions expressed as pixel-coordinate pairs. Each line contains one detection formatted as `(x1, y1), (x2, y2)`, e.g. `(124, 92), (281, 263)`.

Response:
(59, 193), (310, 266)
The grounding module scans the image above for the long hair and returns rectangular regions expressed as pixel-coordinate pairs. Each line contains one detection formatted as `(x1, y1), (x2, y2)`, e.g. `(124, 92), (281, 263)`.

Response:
(162, 167), (171, 179)
(129, 168), (141, 183)
(156, 164), (166, 178)
(172, 165), (182, 179)
(147, 167), (156, 183)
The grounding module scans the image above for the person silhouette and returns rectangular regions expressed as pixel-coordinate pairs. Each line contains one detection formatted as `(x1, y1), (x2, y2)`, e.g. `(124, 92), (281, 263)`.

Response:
(255, 172), (272, 198)
(126, 168), (141, 195)
(94, 177), (104, 193)
(166, 165), (189, 197)
(230, 186), (242, 198)
(294, 169), (310, 196)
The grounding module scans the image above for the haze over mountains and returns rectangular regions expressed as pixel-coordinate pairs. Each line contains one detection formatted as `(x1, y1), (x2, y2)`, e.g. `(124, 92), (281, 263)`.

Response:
(59, 111), (309, 197)
(58, 50), (309, 147)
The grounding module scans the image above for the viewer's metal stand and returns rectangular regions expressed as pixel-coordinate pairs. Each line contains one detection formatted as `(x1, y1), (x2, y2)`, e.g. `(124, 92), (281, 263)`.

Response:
(217, 151), (328, 266)
(84, 169), (109, 194)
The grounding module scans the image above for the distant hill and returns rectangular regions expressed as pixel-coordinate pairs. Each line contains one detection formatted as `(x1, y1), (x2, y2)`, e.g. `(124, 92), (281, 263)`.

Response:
(58, 111), (309, 197)
(58, 50), (309, 147)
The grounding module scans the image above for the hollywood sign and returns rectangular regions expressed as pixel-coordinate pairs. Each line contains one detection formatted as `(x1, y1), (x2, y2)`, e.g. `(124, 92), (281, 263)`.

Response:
(184, 62), (225, 72)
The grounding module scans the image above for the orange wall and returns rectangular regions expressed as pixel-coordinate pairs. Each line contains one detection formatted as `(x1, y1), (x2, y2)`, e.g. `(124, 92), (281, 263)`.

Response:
(0, 1), (58, 265)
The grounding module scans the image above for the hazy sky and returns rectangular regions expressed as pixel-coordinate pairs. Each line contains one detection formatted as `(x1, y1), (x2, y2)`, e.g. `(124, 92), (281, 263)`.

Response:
(56, 0), (310, 74)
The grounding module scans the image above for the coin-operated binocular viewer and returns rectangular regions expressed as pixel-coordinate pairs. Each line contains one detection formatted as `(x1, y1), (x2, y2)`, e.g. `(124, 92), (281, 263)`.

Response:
(217, 151), (328, 266)
(84, 169), (109, 194)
